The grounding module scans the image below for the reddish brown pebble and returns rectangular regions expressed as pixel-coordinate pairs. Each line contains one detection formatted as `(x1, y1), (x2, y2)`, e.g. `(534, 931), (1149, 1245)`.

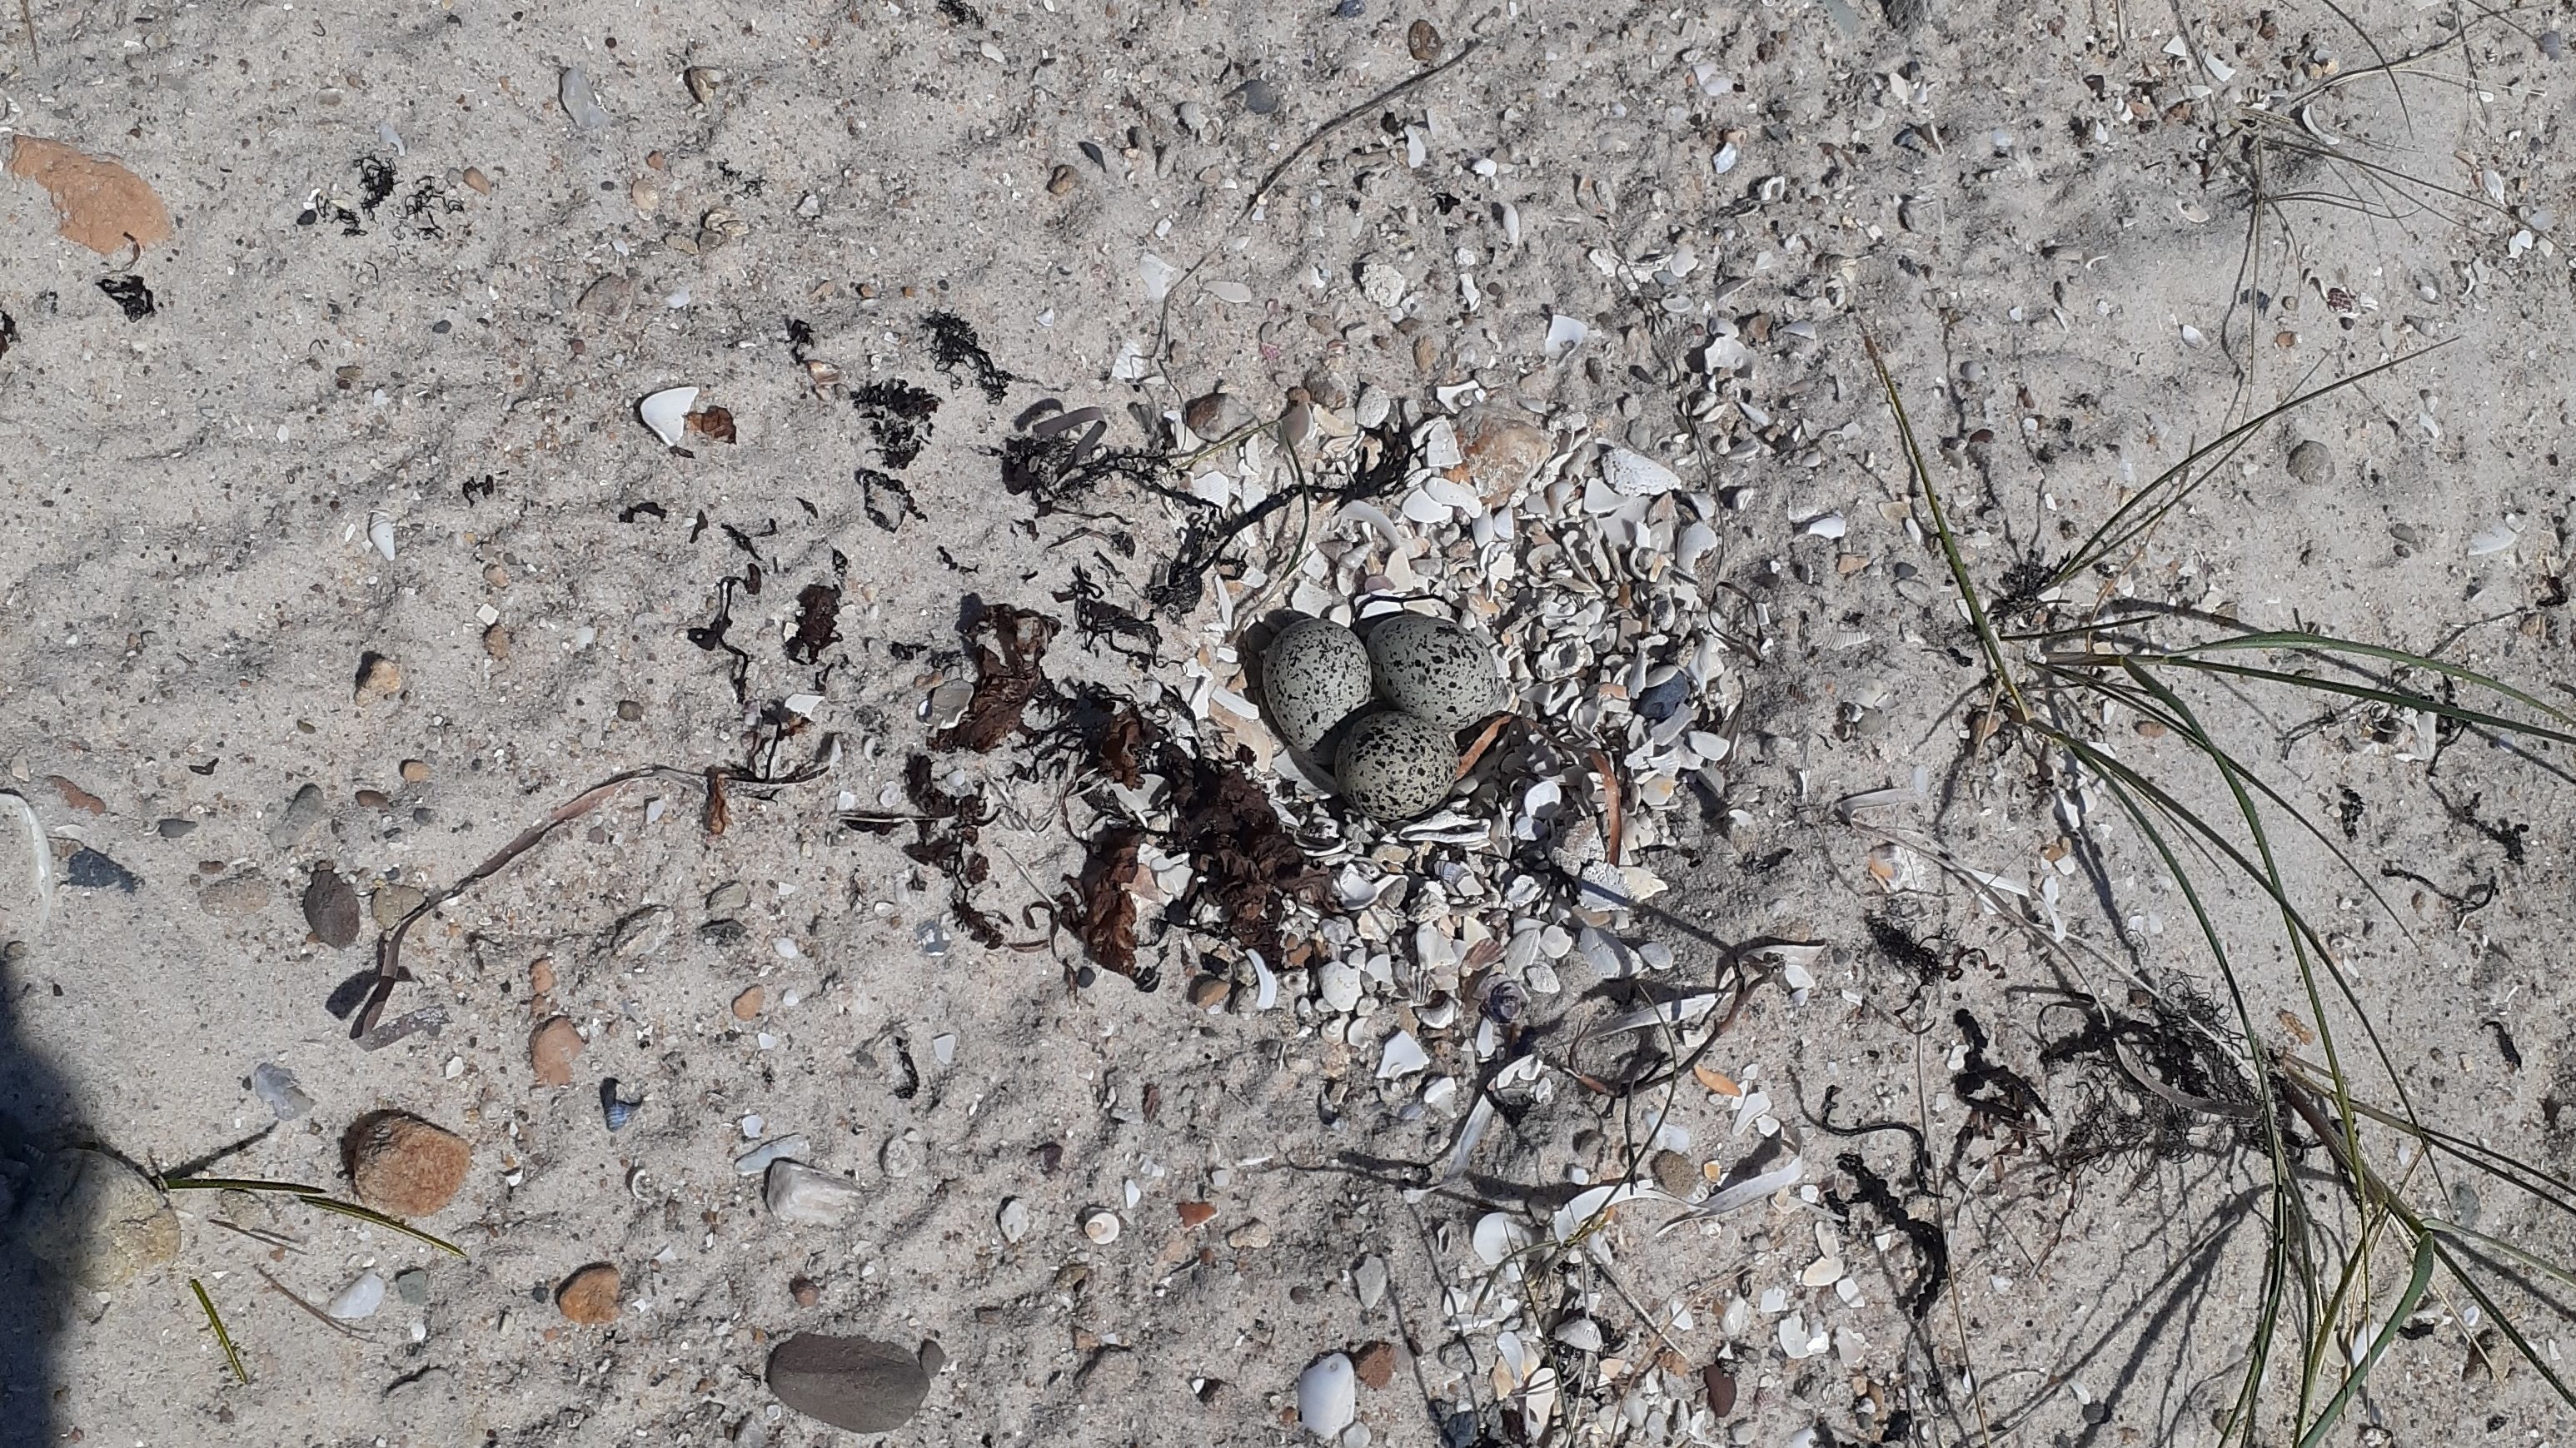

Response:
(790, 1275), (820, 1306)
(556, 1263), (620, 1324)
(1352, 1341), (1396, 1391)
(341, 1112), (471, 1217)
(48, 776), (105, 814)
(731, 985), (765, 1020)
(399, 759), (431, 783)
(1702, 1364), (1737, 1416)
(528, 957), (556, 998)
(461, 167), (491, 194)
(530, 1016), (583, 1087)
(1176, 1202), (1216, 1228)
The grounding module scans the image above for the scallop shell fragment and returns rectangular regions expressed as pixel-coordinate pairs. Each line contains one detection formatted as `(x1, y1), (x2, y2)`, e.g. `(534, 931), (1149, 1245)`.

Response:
(639, 386), (700, 448)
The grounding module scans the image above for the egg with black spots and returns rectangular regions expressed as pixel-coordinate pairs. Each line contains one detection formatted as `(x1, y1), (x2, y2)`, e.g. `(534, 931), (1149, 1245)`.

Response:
(1262, 619), (1374, 752)
(1366, 614), (1501, 729)
(1335, 712), (1459, 820)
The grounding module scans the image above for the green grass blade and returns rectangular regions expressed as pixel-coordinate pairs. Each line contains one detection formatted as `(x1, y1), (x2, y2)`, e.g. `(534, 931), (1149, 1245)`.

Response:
(2155, 658), (2576, 749)
(2294, 1233), (2434, 1448)
(299, 1196), (466, 1256)
(190, 1277), (250, 1384)
(162, 1174), (466, 1256)
(1863, 331), (2025, 719)
(161, 1175), (329, 1195)
(2429, 1237), (2576, 1405)
(2157, 629), (2576, 728)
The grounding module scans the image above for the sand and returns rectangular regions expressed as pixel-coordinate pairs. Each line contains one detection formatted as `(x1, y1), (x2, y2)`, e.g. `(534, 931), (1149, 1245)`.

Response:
(1, 0), (2571, 1443)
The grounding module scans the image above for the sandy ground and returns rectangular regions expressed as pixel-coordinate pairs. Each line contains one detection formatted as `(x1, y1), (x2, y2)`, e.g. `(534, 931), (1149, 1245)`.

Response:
(2, 0), (2574, 1444)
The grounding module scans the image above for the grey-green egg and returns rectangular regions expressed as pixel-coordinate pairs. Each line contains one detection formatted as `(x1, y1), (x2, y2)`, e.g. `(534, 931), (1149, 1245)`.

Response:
(1262, 619), (1374, 752)
(1365, 614), (1501, 729)
(1334, 711), (1460, 820)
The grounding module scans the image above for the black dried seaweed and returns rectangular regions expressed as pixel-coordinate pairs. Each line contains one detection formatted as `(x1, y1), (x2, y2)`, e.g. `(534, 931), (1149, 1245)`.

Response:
(857, 467), (923, 532)
(851, 378), (942, 468)
(924, 311), (1014, 401)
(400, 175), (466, 238)
(786, 582), (843, 664)
(1828, 1153), (1950, 1320)
(686, 576), (755, 703)
(1054, 567), (1160, 667)
(1947, 1007), (2050, 1176)
(897, 754), (1011, 951)
(356, 154), (397, 214)
(937, 0), (986, 25)
(620, 500), (667, 523)
(933, 604), (1059, 752)
(0, 311), (17, 360)
(2040, 987), (2256, 1168)
(97, 276), (155, 321)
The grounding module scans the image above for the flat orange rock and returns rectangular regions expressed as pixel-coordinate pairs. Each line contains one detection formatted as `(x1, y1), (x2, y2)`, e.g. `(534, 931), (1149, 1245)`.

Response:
(7, 137), (172, 254)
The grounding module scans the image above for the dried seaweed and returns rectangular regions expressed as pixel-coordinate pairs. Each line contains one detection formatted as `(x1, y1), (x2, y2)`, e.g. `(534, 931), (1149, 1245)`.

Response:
(858, 466), (923, 532)
(786, 582), (843, 664)
(933, 603), (1059, 752)
(1162, 744), (1324, 962)
(852, 378), (941, 468)
(924, 311), (1014, 401)
(686, 576), (754, 702)
(1054, 567), (1160, 667)
(897, 754), (1009, 949)
(1068, 827), (1145, 984)
(2040, 987), (2255, 1168)
(1826, 1152), (1950, 1321)
(97, 275), (154, 321)
(1947, 1007), (2050, 1176)
(355, 154), (396, 214)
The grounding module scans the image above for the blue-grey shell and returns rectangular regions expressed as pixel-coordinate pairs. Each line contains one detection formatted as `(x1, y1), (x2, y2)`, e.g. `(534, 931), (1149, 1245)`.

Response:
(1263, 619), (1376, 752)
(1365, 615), (1500, 729)
(1335, 711), (1460, 819)
(600, 1079), (640, 1132)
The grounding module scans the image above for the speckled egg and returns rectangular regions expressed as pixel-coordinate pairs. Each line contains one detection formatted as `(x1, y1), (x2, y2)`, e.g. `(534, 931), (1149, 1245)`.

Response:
(1335, 711), (1460, 820)
(1366, 614), (1501, 729)
(1262, 619), (1375, 752)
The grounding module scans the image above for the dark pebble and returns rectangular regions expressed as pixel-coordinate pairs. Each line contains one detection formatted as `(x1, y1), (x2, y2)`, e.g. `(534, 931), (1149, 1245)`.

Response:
(303, 867), (363, 948)
(767, 1334), (932, 1434)
(64, 848), (140, 892)
(1333, 0), (1362, 14)
(1238, 76), (1281, 115)
(1440, 1409), (1482, 1448)
(697, 918), (749, 946)
(1636, 674), (1688, 722)
(2542, 27), (2564, 59)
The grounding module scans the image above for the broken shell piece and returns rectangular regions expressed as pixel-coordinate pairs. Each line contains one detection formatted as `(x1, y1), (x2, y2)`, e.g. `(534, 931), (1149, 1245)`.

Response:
(639, 386), (700, 448)
(368, 511), (397, 561)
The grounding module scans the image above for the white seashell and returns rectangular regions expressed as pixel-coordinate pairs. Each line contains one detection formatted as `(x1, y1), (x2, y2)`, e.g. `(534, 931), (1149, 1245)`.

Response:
(1377, 1028), (1429, 1079)
(1601, 447), (1680, 497)
(1139, 251), (1177, 301)
(1472, 1212), (1527, 1264)
(1206, 280), (1253, 305)
(2468, 520), (2520, 556)
(1711, 142), (1739, 175)
(1317, 961), (1365, 1013)
(368, 511), (397, 560)
(1552, 1317), (1604, 1351)
(1084, 1210), (1122, 1244)
(1800, 512), (1847, 540)
(329, 1271), (386, 1320)
(1545, 313), (1588, 359)
(1297, 1355), (1358, 1438)
(638, 386), (698, 447)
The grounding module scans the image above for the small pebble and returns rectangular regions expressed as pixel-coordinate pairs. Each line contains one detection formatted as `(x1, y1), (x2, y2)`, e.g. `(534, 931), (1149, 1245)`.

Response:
(249, 1062), (313, 1121)
(328, 1271), (386, 1321)
(791, 1275), (821, 1306)
(342, 1112), (471, 1217)
(303, 867), (362, 948)
(354, 653), (403, 705)
(529, 1017), (583, 1087)
(997, 1197), (1032, 1243)
(767, 1333), (932, 1435)
(155, 817), (196, 838)
(394, 1266), (431, 1305)
(399, 759), (431, 784)
(556, 1263), (621, 1324)
(1238, 76), (1281, 115)
(732, 985), (765, 1020)
(1407, 19), (1441, 61)
(2287, 439), (2334, 486)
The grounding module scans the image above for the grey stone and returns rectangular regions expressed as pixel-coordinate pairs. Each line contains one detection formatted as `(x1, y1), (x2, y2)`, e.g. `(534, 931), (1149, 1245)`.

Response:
(764, 1161), (866, 1226)
(18, 1147), (179, 1288)
(267, 782), (326, 850)
(1238, 76), (1281, 115)
(154, 817), (196, 838)
(304, 867), (362, 948)
(768, 1333), (932, 1434)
